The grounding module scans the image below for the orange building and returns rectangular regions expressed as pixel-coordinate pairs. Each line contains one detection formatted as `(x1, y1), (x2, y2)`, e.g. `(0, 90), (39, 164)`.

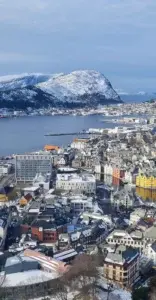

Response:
(19, 193), (32, 206)
(73, 138), (89, 143)
(44, 145), (60, 151)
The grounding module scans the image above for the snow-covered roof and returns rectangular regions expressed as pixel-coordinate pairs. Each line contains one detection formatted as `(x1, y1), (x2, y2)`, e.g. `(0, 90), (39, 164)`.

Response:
(57, 173), (96, 183)
(23, 186), (39, 192)
(1, 270), (54, 287)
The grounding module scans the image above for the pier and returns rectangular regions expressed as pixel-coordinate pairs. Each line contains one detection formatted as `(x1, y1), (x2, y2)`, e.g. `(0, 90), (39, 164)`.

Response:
(44, 131), (103, 137)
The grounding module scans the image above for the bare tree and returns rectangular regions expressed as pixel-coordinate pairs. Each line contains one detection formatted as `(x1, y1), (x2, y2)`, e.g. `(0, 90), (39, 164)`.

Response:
(61, 253), (99, 300)
(51, 280), (70, 300)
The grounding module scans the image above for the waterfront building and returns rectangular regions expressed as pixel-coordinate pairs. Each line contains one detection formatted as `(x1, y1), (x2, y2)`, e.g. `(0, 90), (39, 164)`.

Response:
(56, 173), (96, 194)
(71, 138), (89, 150)
(15, 154), (52, 182)
(136, 174), (156, 189)
(44, 145), (60, 151)
(104, 245), (140, 288)
(136, 187), (156, 201)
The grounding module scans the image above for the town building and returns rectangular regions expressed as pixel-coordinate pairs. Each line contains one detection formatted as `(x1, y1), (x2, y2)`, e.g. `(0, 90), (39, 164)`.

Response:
(30, 220), (65, 243)
(71, 138), (89, 150)
(44, 145), (60, 152)
(56, 173), (96, 194)
(136, 174), (156, 189)
(106, 229), (144, 251)
(15, 153), (52, 182)
(19, 194), (32, 206)
(33, 173), (51, 191)
(70, 198), (93, 214)
(144, 224), (156, 243)
(110, 190), (134, 209)
(130, 209), (146, 225)
(104, 245), (140, 288)
(144, 241), (156, 266)
(0, 164), (11, 176)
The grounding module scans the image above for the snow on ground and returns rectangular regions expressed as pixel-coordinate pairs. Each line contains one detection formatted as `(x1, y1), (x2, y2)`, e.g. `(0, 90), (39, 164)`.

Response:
(97, 289), (132, 300)
(32, 288), (132, 300)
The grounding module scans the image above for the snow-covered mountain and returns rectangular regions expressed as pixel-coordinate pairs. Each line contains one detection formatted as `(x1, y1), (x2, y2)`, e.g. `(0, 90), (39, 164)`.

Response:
(0, 70), (121, 109)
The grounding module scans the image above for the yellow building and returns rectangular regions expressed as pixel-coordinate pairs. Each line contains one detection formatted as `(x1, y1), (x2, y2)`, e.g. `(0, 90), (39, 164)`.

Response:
(136, 187), (156, 201)
(136, 175), (156, 189)
(0, 194), (8, 203)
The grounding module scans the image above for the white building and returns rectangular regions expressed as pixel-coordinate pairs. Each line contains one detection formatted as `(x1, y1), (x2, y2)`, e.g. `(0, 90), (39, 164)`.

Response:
(124, 171), (132, 184)
(0, 164), (11, 176)
(33, 173), (51, 191)
(106, 229), (144, 251)
(22, 186), (40, 197)
(94, 164), (101, 174)
(71, 138), (89, 150)
(130, 208), (146, 225)
(144, 242), (156, 265)
(57, 157), (66, 166)
(70, 198), (93, 214)
(111, 191), (134, 209)
(56, 173), (96, 194)
(0, 218), (7, 239)
(104, 164), (113, 176)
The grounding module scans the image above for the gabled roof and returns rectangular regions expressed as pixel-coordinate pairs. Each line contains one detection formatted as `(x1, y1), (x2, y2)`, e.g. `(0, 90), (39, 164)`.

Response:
(24, 193), (32, 201)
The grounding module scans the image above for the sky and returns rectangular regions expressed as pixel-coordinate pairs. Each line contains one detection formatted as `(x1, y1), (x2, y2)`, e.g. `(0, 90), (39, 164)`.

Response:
(0, 0), (156, 92)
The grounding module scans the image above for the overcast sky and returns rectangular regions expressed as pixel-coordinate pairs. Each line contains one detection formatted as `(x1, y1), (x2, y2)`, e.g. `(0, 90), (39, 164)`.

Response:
(0, 0), (156, 91)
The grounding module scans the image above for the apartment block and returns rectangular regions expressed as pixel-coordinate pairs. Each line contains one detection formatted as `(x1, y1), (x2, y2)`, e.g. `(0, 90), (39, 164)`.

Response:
(15, 154), (52, 182)
(104, 245), (140, 288)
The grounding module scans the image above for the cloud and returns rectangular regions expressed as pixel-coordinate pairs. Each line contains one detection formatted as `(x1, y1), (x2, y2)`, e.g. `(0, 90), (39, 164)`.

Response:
(0, 52), (46, 63)
(0, 0), (156, 90)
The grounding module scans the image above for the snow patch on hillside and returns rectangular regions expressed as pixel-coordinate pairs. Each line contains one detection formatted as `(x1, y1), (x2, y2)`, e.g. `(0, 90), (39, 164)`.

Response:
(0, 73), (51, 91)
(38, 70), (119, 101)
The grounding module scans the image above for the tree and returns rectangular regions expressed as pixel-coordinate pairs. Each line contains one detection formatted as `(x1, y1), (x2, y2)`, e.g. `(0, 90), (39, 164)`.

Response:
(132, 287), (149, 300)
(149, 276), (156, 300)
(53, 280), (69, 300)
(61, 253), (99, 300)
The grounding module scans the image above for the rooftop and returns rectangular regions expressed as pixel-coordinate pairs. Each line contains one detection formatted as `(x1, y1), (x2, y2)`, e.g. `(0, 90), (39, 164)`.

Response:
(56, 173), (96, 182)
(1, 270), (54, 287)
(105, 246), (139, 266)
(23, 186), (40, 192)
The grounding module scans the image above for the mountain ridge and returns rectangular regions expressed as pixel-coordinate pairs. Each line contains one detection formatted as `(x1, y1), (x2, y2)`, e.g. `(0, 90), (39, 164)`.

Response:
(0, 70), (122, 109)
